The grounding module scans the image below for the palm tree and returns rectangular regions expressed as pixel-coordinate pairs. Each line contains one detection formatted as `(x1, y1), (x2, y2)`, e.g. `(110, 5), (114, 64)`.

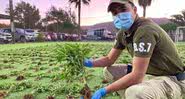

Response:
(137, 0), (152, 17)
(68, 0), (91, 29)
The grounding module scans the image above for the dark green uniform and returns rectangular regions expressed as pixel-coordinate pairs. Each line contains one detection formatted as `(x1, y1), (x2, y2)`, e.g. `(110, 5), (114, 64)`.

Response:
(114, 16), (184, 76)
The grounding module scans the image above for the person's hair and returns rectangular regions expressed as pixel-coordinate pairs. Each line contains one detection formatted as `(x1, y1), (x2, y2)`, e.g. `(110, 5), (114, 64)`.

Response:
(128, 1), (135, 7)
(108, 2), (135, 13)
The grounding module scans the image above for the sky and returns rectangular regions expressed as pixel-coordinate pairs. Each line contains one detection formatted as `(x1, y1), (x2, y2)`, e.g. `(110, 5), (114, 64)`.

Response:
(0, 0), (185, 26)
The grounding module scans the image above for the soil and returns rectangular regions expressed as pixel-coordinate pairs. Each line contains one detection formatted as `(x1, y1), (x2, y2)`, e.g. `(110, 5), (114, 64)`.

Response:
(3, 66), (14, 69)
(37, 62), (41, 65)
(0, 75), (8, 79)
(3, 60), (8, 63)
(47, 70), (52, 73)
(23, 68), (27, 71)
(23, 94), (34, 99)
(80, 84), (91, 99)
(34, 67), (39, 72)
(16, 75), (25, 81)
(0, 91), (7, 99)
(34, 76), (41, 81)
(66, 95), (74, 99)
(94, 85), (100, 89)
(102, 79), (109, 84)
(47, 96), (55, 99)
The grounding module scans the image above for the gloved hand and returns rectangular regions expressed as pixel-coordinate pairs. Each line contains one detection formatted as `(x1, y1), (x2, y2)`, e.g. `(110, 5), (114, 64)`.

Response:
(83, 58), (93, 68)
(80, 96), (84, 99)
(91, 88), (107, 99)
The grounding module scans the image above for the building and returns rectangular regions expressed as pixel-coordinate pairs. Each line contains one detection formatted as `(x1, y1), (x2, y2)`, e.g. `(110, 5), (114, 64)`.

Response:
(81, 17), (176, 40)
(0, 14), (10, 19)
(81, 22), (116, 40)
(175, 26), (185, 42)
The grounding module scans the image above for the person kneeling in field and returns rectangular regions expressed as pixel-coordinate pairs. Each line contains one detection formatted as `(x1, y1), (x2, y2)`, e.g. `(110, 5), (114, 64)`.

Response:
(84, 0), (185, 99)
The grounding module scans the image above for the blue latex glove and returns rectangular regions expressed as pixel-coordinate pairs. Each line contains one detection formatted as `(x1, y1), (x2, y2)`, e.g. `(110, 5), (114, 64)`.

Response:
(83, 58), (93, 68)
(80, 96), (84, 99)
(91, 88), (107, 99)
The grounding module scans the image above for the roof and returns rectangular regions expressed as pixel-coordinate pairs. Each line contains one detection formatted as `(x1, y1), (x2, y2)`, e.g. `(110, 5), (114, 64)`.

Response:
(81, 17), (172, 33)
(81, 22), (116, 34)
(149, 17), (172, 25)
(0, 14), (10, 19)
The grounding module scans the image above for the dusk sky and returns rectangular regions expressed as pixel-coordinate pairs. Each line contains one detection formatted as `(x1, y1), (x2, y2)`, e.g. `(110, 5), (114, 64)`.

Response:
(0, 0), (185, 26)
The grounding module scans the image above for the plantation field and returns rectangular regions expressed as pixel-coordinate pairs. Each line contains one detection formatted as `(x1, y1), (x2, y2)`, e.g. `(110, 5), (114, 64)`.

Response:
(0, 42), (185, 99)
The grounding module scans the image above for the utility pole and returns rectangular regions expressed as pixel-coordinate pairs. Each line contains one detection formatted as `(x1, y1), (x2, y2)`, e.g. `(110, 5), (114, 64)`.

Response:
(9, 0), (15, 44)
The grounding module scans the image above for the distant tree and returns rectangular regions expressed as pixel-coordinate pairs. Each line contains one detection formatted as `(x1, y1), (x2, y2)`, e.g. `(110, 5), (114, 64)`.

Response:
(35, 21), (43, 30)
(160, 23), (177, 32)
(68, 0), (91, 29)
(44, 6), (77, 33)
(6, 1), (41, 29)
(170, 10), (185, 26)
(137, 0), (152, 17)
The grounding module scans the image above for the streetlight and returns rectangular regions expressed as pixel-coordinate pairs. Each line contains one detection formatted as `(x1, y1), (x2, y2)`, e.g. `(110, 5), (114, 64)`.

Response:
(21, 13), (25, 33)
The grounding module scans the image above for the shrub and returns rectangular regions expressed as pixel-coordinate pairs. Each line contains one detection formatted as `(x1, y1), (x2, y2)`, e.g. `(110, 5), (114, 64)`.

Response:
(36, 32), (45, 42)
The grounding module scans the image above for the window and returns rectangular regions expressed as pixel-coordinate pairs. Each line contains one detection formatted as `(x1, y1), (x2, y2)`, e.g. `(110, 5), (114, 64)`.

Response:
(4, 29), (11, 33)
(94, 29), (105, 37)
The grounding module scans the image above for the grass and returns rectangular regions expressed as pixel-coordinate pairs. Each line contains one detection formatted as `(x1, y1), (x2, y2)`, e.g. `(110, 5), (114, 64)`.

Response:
(0, 42), (121, 99)
(0, 41), (185, 99)
(0, 41), (113, 51)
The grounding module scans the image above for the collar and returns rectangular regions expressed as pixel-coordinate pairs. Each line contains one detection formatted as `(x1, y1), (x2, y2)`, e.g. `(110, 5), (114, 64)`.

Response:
(125, 15), (140, 37)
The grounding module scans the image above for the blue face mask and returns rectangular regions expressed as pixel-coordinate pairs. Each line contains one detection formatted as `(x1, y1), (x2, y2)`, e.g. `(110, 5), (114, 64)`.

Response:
(113, 12), (134, 30)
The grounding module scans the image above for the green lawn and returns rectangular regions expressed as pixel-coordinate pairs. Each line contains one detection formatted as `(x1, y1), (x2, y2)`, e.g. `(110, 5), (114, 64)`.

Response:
(0, 42), (185, 99)
(0, 42), (122, 99)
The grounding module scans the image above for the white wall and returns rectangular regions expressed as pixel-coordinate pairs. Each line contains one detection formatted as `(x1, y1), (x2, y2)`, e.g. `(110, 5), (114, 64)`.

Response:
(87, 30), (94, 36)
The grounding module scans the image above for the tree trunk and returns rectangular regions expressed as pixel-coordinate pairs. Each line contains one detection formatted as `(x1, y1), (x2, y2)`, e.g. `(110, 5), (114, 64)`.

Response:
(78, 0), (81, 40)
(78, 0), (81, 27)
(143, 6), (146, 18)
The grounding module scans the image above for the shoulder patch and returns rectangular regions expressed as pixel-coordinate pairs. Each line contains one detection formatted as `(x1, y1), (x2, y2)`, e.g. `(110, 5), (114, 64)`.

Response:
(133, 42), (152, 53)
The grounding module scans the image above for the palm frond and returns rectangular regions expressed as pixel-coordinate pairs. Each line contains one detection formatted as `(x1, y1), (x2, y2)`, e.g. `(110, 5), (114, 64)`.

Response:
(82, 0), (91, 5)
(68, 0), (91, 7)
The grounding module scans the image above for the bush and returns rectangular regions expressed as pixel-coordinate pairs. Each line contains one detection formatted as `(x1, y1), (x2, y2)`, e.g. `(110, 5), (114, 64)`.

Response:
(36, 32), (45, 42)
(160, 23), (177, 32)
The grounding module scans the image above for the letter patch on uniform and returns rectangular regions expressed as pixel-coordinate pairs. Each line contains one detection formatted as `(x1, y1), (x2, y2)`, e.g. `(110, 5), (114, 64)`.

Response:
(133, 42), (152, 53)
